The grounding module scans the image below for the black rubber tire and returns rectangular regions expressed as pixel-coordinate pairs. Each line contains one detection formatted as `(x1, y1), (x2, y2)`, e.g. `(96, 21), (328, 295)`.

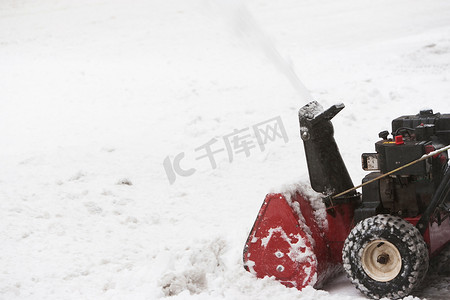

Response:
(342, 214), (429, 299)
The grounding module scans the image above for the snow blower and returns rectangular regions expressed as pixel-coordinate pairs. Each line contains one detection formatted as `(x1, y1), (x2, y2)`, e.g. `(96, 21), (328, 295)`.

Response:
(243, 101), (450, 299)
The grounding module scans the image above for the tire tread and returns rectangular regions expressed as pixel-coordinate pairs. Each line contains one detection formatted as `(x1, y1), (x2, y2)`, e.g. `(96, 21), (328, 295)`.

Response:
(342, 215), (429, 299)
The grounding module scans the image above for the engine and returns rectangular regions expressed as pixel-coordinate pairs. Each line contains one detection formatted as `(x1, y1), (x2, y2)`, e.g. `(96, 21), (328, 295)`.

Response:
(355, 109), (450, 222)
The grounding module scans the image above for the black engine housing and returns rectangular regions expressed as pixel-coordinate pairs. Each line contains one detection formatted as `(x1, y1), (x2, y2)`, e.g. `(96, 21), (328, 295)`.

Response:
(355, 109), (450, 223)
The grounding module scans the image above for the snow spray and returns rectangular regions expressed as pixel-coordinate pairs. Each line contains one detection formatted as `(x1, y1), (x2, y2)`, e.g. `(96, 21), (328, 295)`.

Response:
(208, 0), (312, 102)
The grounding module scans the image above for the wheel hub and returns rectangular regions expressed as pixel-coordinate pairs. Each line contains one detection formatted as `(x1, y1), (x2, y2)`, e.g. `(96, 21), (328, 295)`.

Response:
(377, 253), (390, 264)
(362, 240), (402, 282)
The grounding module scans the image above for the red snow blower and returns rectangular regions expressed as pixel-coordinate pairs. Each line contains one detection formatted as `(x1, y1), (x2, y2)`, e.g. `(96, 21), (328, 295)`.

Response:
(243, 101), (450, 299)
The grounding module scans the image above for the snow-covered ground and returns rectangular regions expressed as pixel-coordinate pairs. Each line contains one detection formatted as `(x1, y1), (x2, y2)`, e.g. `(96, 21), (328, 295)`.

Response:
(1, 0), (449, 299)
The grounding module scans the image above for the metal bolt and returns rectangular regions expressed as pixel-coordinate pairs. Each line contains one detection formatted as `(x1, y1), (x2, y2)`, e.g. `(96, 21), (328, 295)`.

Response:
(275, 251), (284, 258)
(301, 131), (310, 141)
(276, 265), (285, 272)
